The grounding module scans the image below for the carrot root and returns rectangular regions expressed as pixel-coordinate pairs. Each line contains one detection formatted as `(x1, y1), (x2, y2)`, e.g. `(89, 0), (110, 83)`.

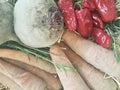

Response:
(5, 58), (62, 90)
(0, 49), (56, 74)
(60, 42), (118, 90)
(62, 30), (120, 77)
(50, 44), (90, 90)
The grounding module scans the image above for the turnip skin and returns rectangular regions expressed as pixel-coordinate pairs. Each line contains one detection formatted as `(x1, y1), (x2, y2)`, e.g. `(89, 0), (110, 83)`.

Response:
(14, 0), (64, 48)
(0, 2), (18, 44)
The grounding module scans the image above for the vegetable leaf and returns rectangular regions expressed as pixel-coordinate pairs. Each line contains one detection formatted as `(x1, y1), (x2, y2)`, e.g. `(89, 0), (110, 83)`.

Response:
(105, 18), (120, 62)
(0, 41), (76, 70)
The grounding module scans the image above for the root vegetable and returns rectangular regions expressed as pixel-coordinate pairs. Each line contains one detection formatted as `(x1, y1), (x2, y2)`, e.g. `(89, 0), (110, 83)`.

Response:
(0, 58), (47, 90)
(0, 49), (56, 74)
(60, 42), (118, 90)
(0, 2), (19, 44)
(5, 58), (62, 90)
(50, 44), (90, 90)
(14, 0), (64, 48)
(62, 30), (120, 77)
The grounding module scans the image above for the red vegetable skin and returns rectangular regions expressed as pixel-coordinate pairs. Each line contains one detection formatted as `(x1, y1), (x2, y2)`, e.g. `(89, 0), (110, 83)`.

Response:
(92, 27), (112, 48)
(93, 20), (100, 28)
(92, 12), (104, 29)
(75, 9), (93, 37)
(94, 0), (118, 22)
(82, 0), (96, 11)
(58, 0), (77, 31)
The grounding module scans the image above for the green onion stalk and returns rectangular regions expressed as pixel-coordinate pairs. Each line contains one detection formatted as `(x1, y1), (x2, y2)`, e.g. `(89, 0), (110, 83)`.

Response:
(0, 41), (76, 71)
(105, 0), (120, 62)
(105, 1), (120, 87)
(105, 20), (120, 62)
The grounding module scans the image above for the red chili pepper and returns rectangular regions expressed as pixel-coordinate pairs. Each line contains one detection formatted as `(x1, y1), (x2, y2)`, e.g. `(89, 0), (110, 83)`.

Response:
(93, 0), (118, 22)
(93, 20), (99, 28)
(75, 8), (93, 37)
(58, 0), (77, 31)
(82, 0), (96, 11)
(92, 27), (112, 48)
(92, 12), (104, 29)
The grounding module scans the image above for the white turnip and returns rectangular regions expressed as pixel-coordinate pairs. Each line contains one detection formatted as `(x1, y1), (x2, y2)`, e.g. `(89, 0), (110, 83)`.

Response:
(14, 0), (64, 48)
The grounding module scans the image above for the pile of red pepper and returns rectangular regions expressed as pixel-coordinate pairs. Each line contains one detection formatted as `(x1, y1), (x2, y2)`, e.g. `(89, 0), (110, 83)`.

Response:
(58, 0), (118, 48)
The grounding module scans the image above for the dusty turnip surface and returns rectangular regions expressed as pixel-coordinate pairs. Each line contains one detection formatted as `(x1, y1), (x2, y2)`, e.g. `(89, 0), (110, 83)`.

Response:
(0, 2), (19, 44)
(0, 0), (8, 2)
(50, 44), (90, 90)
(14, 0), (64, 48)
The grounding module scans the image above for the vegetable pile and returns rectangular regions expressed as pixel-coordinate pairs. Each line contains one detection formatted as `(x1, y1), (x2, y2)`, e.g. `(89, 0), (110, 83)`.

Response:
(0, 0), (120, 90)
(58, 0), (120, 61)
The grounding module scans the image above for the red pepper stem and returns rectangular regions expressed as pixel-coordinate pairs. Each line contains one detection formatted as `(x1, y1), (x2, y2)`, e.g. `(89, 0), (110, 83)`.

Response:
(74, 0), (82, 9)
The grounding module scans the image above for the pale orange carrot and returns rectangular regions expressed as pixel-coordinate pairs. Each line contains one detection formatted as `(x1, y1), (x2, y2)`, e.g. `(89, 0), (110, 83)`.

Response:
(0, 58), (47, 90)
(62, 30), (120, 77)
(0, 49), (56, 74)
(5, 58), (62, 90)
(60, 42), (118, 90)
(50, 44), (90, 90)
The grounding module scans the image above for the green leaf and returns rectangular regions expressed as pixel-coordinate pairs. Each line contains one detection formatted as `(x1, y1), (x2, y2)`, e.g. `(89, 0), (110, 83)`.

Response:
(0, 41), (52, 63)
(105, 17), (120, 62)
(0, 41), (75, 70)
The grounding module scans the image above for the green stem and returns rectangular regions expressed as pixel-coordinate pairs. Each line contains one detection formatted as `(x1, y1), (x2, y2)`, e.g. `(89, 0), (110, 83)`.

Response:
(106, 25), (120, 62)
(0, 41), (76, 70)
(74, 0), (82, 9)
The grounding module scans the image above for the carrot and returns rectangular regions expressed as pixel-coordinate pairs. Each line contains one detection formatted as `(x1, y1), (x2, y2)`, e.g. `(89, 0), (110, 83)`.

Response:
(0, 49), (56, 74)
(0, 58), (47, 90)
(60, 42), (118, 90)
(50, 44), (90, 90)
(5, 58), (62, 90)
(62, 30), (120, 77)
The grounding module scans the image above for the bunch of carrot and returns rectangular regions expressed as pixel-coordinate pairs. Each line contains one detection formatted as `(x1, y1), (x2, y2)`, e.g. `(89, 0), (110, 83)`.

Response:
(48, 28), (120, 89)
(0, 0), (120, 90)
(0, 36), (119, 90)
(49, 0), (120, 89)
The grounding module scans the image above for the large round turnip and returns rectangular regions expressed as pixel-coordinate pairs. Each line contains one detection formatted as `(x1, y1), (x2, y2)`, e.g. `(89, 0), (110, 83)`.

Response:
(14, 0), (64, 48)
